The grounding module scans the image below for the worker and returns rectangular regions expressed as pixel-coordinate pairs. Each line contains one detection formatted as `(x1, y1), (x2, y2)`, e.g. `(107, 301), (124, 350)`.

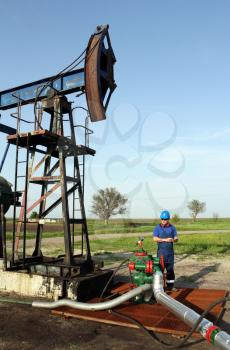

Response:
(153, 210), (178, 290)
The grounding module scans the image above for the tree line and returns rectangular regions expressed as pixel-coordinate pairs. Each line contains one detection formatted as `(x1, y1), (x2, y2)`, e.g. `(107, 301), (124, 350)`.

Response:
(30, 187), (212, 224)
(91, 188), (208, 223)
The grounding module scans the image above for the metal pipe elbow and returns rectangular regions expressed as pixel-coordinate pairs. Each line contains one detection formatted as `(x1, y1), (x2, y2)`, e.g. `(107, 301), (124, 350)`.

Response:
(152, 270), (164, 299)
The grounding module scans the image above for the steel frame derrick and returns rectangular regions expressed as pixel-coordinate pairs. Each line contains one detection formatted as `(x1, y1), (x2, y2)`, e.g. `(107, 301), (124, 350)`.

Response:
(6, 94), (94, 275)
(0, 25), (116, 296)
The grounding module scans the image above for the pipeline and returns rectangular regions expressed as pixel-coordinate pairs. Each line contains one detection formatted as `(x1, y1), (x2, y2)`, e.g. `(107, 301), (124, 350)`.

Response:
(32, 270), (230, 349)
(153, 271), (230, 350)
(32, 283), (151, 311)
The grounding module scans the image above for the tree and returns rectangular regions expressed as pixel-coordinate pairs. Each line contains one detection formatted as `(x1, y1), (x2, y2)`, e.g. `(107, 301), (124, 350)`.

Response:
(187, 199), (206, 222)
(30, 211), (39, 220)
(91, 187), (128, 224)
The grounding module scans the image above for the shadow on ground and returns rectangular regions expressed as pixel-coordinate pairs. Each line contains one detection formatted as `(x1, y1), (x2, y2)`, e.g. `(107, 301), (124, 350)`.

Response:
(175, 264), (220, 289)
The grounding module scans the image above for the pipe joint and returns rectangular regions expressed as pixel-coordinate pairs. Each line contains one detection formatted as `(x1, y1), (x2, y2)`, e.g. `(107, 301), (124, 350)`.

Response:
(152, 271), (164, 298)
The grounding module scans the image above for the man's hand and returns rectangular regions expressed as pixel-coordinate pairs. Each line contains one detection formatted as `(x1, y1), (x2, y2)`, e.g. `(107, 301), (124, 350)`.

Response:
(164, 237), (173, 242)
(153, 237), (174, 243)
(153, 236), (178, 243)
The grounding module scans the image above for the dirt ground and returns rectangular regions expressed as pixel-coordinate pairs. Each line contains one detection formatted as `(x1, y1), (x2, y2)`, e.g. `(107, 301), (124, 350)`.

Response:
(0, 237), (230, 350)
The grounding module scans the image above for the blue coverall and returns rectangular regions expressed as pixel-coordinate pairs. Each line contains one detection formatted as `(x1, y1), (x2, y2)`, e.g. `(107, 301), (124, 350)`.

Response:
(153, 223), (178, 289)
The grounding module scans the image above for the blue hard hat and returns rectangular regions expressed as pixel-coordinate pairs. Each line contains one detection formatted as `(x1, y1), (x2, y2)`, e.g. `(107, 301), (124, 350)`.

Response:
(160, 210), (170, 220)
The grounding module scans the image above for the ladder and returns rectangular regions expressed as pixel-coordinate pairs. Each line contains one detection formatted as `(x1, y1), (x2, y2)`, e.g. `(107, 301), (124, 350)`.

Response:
(72, 114), (93, 254)
(11, 101), (36, 263)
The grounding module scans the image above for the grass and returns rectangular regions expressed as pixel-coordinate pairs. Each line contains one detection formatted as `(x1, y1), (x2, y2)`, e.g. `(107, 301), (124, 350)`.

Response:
(88, 217), (230, 234)
(40, 232), (230, 262)
(5, 231), (65, 240)
(5, 217), (230, 238)
(87, 232), (230, 256)
(5, 231), (230, 266)
(85, 218), (230, 234)
(5, 219), (230, 258)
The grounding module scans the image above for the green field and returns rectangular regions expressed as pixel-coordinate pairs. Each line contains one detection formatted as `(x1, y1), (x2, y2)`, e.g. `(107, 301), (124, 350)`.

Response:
(88, 232), (230, 256)
(86, 218), (230, 234)
(43, 232), (230, 266)
(4, 220), (230, 264)
(5, 219), (230, 258)
(5, 217), (230, 239)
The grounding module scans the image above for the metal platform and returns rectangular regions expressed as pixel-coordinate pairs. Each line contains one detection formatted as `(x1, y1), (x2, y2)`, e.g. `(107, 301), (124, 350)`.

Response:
(52, 285), (228, 337)
(7, 130), (96, 156)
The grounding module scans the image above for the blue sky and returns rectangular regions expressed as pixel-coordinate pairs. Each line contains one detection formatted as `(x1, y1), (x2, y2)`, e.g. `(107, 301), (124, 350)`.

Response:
(0, 1), (230, 218)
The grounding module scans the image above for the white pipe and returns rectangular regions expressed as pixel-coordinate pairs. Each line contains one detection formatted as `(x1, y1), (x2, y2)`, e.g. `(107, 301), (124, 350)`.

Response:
(153, 271), (230, 350)
(32, 284), (151, 311)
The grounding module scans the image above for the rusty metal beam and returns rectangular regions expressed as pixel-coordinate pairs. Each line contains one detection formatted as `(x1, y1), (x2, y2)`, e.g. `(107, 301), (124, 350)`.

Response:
(40, 184), (78, 218)
(26, 183), (61, 214)
(32, 153), (51, 175)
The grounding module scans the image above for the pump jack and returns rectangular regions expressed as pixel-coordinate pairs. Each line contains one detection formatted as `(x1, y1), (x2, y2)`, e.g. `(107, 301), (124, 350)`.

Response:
(0, 24), (116, 300)
(0, 25), (229, 350)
